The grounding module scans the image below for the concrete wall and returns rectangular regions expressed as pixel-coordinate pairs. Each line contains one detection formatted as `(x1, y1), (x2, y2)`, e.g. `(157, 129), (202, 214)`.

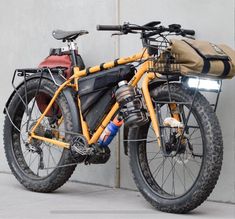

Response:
(0, 0), (118, 186)
(0, 0), (234, 203)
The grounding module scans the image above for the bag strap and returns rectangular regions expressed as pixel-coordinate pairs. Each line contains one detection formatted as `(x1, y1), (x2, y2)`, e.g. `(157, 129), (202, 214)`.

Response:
(220, 60), (231, 78)
(182, 40), (230, 76)
(182, 40), (210, 74)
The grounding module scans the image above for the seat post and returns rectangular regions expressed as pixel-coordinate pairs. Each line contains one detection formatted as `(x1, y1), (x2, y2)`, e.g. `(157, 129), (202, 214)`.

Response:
(67, 41), (78, 66)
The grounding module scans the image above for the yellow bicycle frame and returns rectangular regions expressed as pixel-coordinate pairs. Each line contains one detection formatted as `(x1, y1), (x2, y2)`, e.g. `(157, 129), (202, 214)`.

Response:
(29, 48), (163, 149)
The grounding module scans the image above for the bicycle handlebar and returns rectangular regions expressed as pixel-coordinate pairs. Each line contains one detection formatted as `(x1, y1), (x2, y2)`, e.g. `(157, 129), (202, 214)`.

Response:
(181, 29), (195, 36)
(96, 23), (195, 37)
(96, 24), (150, 32)
(96, 25), (122, 31)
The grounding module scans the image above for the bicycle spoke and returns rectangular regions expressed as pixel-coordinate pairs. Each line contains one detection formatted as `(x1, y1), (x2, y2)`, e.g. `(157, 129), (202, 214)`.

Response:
(44, 143), (63, 153)
(177, 155), (196, 182)
(190, 136), (201, 140)
(145, 100), (204, 199)
(189, 128), (199, 139)
(153, 157), (167, 178)
(36, 156), (40, 176)
(171, 158), (176, 196)
(161, 158), (177, 189)
(161, 157), (165, 189)
(47, 146), (51, 175)
(188, 157), (202, 167)
(28, 151), (32, 167)
(172, 160), (187, 192)
(183, 157), (186, 192)
(151, 157), (164, 176)
(148, 150), (162, 164)
(47, 145), (57, 166)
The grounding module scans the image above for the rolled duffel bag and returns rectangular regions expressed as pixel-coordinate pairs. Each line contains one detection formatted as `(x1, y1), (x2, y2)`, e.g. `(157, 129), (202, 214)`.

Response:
(169, 39), (235, 78)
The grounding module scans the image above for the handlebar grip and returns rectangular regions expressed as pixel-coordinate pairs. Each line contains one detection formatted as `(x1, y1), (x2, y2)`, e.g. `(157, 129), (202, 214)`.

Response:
(96, 25), (122, 31)
(182, 29), (195, 36)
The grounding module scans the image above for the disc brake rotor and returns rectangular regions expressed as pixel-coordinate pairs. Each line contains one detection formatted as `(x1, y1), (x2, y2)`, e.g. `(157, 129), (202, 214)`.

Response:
(173, 146), (192, 164)
(164, 131), (193, 164)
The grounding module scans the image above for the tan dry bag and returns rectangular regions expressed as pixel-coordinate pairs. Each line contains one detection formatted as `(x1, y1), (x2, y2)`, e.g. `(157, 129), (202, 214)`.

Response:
(169, 39), (235, 78)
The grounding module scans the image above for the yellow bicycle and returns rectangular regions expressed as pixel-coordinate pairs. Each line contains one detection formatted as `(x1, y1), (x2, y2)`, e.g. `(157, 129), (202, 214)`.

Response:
(3, 21), (223, 213)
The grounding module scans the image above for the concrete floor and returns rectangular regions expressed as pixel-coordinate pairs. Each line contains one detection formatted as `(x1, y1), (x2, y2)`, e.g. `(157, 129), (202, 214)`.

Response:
(0, 173), (234, 219)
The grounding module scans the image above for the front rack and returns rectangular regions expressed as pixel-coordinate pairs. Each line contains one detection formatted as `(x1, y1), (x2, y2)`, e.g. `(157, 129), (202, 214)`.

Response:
(146, 36), (181, 75)
(148, 51), (181, 75)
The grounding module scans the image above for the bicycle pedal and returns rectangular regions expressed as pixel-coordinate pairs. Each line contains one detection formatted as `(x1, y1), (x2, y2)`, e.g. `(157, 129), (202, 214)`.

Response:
(70, 135), (93, 156)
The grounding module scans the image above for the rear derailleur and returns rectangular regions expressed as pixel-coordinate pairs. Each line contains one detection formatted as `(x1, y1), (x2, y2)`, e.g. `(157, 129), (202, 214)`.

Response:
(70, 135), (111, 165)
(25, 142), (44, 169)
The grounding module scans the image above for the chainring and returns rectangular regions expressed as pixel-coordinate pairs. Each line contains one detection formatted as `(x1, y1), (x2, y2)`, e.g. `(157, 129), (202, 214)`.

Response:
(70, 135), (93, 163)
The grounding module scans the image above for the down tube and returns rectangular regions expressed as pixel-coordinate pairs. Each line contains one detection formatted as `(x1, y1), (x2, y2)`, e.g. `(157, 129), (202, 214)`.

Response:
(89, 62), (150, 145)
(88, 102), (119, 145)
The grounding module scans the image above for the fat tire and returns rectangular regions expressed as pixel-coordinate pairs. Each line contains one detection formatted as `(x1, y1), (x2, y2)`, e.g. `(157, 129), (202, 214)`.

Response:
(128, 83), (223, 213)
(4, 77), (79, 193)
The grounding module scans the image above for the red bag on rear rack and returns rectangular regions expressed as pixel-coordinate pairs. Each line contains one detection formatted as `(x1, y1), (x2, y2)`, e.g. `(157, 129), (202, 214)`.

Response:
(38, 48), (85, 78)
(37, 48), (85, 117)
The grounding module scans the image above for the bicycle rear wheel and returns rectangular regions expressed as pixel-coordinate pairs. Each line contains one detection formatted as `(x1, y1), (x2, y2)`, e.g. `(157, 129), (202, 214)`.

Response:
(4, 77), (78, 192)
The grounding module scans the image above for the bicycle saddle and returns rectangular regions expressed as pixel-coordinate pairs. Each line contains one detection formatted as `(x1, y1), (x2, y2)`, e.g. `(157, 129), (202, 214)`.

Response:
(52, 29), (89, 41)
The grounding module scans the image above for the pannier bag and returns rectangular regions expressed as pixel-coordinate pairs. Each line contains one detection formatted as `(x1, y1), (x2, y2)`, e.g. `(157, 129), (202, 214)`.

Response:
(78, 65), (135, 132)
(169, 39), (235, 78)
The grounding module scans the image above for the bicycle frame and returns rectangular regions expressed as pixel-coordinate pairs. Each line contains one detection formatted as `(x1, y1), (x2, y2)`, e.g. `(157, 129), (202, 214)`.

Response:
(29, 48), (162, 149)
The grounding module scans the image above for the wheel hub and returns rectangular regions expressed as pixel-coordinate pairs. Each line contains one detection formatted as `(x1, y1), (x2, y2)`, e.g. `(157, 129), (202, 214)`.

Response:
(164, 132), (193, 164)
(165, 132), (186, 155)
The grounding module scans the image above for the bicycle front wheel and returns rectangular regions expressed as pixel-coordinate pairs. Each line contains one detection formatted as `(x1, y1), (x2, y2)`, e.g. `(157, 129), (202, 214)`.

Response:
(128, 83), (223, 213)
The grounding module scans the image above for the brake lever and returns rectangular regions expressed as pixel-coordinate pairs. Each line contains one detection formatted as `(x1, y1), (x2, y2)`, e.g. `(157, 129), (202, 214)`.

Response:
(184, 35), (195, 40)
(111, 32), (126, 37)
(129, 30), (139, 34)
(111, 30), (138, 37)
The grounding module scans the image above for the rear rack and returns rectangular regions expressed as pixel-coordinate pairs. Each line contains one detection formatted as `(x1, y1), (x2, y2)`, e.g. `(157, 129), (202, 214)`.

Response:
(4, 67), (67, 116)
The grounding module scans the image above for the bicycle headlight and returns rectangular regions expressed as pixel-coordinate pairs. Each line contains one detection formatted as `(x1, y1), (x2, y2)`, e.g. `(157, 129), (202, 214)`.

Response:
(184, 77), (221, 91)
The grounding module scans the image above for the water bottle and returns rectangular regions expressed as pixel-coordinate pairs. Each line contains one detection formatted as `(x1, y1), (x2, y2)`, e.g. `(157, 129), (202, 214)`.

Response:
(98, 117), (123, 147)
(115, 80), (148, 127)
